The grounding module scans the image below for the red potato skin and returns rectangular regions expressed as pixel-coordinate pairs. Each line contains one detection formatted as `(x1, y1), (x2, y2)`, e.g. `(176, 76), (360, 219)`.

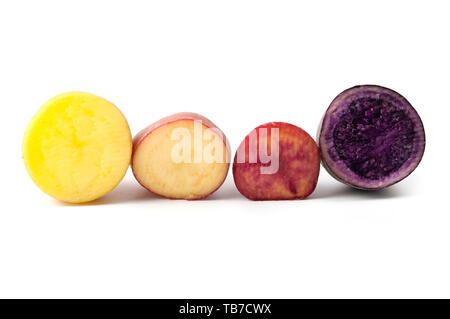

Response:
(131, 112), (231, 200)
(233, 122), (321, 200)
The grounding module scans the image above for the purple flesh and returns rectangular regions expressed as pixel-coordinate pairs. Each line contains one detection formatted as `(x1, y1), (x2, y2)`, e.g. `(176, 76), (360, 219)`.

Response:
(318, 85), (425, 190)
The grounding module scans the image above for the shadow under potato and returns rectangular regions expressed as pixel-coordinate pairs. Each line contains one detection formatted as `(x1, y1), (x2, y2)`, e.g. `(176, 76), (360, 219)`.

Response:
(54, 176), (414, 206)
(53, 180), (157, 206)
(205, 183), (243, 200)
(310, 180), (412, 200)
(55, 179), (243, 206)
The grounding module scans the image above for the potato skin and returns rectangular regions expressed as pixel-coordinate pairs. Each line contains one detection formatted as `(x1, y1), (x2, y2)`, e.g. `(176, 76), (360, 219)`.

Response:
(233, 122), (321, 200)
(133, 112), (226, 152)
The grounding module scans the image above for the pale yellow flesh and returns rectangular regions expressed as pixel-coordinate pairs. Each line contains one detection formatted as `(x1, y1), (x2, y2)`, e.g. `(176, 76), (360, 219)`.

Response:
(133, 120), (229, 199)
(23, 92), (132, 203)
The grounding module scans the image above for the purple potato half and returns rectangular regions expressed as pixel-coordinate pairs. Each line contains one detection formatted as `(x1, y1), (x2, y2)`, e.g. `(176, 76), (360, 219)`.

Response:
(318, 85), (425, 190)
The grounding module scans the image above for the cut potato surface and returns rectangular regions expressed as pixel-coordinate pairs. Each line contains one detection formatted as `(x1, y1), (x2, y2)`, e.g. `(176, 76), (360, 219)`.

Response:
(132, 114), (230, 199)
(233, 122), (321, 200)
(318, 85), (425, 190)
(23, 92), (132, 203)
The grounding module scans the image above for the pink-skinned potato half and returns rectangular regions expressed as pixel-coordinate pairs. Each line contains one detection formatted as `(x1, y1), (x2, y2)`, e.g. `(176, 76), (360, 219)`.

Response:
(132, 112), (230, 199)
(233, 122), (321, 200)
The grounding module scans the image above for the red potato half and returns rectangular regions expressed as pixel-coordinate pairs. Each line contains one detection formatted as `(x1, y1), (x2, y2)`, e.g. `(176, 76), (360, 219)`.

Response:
(132, 112), (230, 199)
(233, 122), (321, 200)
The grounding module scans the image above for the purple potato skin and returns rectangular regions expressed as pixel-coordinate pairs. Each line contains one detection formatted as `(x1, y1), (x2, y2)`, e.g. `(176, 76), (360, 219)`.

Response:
(318, 85), (425, 190)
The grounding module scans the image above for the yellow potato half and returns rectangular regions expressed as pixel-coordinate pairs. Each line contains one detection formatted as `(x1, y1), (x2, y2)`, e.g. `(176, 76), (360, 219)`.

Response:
(23, 92), (132, 203)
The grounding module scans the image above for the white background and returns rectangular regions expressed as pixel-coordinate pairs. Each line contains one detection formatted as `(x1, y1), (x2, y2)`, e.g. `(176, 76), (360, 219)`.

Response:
(1, 0), (449, 298)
